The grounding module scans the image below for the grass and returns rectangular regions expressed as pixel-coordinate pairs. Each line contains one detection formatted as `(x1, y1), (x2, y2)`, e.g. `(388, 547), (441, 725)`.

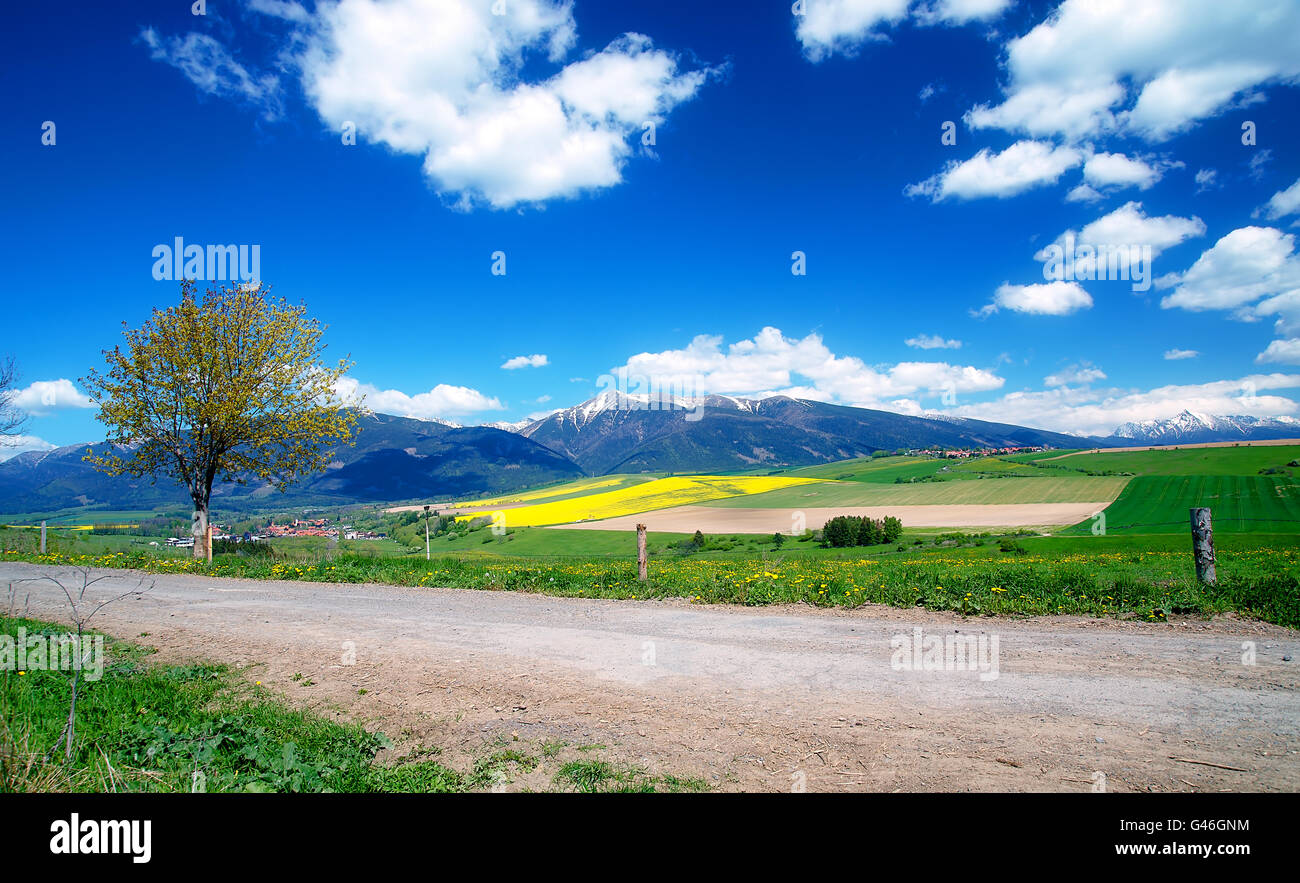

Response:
(553, 759), (708, 793)
(0, 616), (704, 793)
(7, 531), (1299, 627)
(0, 615), (436, 793)
(1029, 445), (1300, 475)
(1059, 475), (1300, 535)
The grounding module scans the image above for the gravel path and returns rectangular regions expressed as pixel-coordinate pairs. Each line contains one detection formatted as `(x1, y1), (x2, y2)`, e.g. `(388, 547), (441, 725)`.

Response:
(4, 561), (1297, 792)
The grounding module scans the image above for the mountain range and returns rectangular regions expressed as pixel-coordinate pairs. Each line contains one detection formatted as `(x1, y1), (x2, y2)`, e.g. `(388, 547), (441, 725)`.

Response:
(2, 396), (1298, 515)
(1109, 410), (1300, 446)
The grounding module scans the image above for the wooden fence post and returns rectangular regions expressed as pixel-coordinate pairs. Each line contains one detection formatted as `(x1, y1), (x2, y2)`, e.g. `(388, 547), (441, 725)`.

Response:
(1190, 507), (1215, 585)
(636, 523), (648, 581)
(40, 520), (46, 554)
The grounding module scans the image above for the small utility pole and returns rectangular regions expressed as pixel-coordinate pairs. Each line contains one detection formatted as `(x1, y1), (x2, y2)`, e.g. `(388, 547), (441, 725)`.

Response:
(423, 505), (432, 561)
(1190, 507), (1215, 585)
(636, 523), (648, 581)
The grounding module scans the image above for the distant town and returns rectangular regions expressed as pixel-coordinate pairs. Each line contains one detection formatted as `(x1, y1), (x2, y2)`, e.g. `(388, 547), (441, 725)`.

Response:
(165, 517), (387, 548)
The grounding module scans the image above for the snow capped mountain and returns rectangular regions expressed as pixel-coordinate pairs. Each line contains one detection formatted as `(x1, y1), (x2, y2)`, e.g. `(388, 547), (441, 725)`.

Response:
(481, 418), (533, 433)
(1108, 410), (1300, 444)
(523, 392), (789, 436)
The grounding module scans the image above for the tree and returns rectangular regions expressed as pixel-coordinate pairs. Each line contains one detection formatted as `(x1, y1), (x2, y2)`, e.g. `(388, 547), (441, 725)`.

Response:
(83, 281), (358, 559)
(0, 356), (27, 443)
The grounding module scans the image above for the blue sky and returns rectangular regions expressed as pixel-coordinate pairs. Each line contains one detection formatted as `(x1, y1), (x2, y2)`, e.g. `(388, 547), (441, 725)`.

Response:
(3, 0), (1300, 454)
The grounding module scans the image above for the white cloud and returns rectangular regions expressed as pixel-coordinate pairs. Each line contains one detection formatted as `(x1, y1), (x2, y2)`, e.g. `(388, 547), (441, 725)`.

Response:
(501, 353), (549, 370)
(794, 0), (1010, 60)
(905, 333), (962, 350)
(148, 0), (715, 209)
(1033, 201), (1205, 281)
(966, 83), (1124, 142)
(140, 28), (282, 119)
(1164, 348), (1199, 360)
(334, 377), (504, 419)
(915, 0), (1012, 26)
(977, 281), (1093, 317)
(1159, 226), (1300, 313)
(299, 1), (713, 208)
(1065, 183), (1103, 203)
(0, 435), (58, 461)
(1082, 152), (1163, 191)
(1076, 202), (1204, 252)
(793, 0), (911, 62)
(1194, 168), (1219, 192)
(964, 0), (1300, 143)
(1044, 363), (1107, 387)
(1256, 339), (1300, 365)
(609, 327), (1003, 408)
(944, 373), (1300, 437)
(1262, 176), (1300, 220)
(906, 140), (1082, 201)
(11, 380), (95, 416)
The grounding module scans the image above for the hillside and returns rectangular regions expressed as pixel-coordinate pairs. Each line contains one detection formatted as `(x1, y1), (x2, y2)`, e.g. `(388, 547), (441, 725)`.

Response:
(519, 393), (1091, 474)
(0, 412), (584, 515)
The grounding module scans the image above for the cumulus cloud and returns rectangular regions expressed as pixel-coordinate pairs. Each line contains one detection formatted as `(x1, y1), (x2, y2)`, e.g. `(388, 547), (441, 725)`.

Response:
(501, 354), (549, 370)
(334, 376), (504, 419)
(11, 380), (95, 416)
(905, 333), (962, 350)
(906, 140), (1082, 201)
(299, 0), (714, 208)
(1261, 176), (1300, 220)
(1081, 152), (1165, 191)
(1159, 226), (1300, 313)
(977, 281), (1093, 317)
(608, 327), (1004, 408)
(1033, 201), (1206, 281)
(146, 0), (716, 209)
(794, 0), (1010, 60)
(1256, 339), (1300, 365)
(1164, 348), (1199, 360)
(963, 0), (1300, 143)
(944, 373), (1300, 437)
(793, 0), (911, 61)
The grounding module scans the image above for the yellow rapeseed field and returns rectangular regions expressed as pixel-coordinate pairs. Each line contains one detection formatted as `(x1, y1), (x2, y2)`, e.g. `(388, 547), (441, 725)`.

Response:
(455, 475), (826, 528)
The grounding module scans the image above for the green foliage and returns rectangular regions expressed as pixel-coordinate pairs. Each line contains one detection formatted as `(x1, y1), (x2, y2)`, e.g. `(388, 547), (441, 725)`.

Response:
(822, 515), (903, 548)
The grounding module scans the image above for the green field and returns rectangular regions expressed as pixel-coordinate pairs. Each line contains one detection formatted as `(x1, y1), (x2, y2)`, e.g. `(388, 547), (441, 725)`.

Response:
(1031, 445), (1300, 476)
(1060, 475), (1300, 535)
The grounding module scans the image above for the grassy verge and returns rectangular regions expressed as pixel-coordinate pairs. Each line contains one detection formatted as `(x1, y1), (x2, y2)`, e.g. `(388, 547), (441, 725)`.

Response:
(0, 616), (703, 793)
(4, 532), (1300, 627)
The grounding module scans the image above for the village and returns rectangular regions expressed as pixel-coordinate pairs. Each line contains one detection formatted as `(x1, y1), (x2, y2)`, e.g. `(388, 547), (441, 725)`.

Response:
(165, 517), (386, 547)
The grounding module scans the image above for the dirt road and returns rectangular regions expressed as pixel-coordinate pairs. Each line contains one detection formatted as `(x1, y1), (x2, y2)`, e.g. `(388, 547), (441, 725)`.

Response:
(4, 561), (1297, 792)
